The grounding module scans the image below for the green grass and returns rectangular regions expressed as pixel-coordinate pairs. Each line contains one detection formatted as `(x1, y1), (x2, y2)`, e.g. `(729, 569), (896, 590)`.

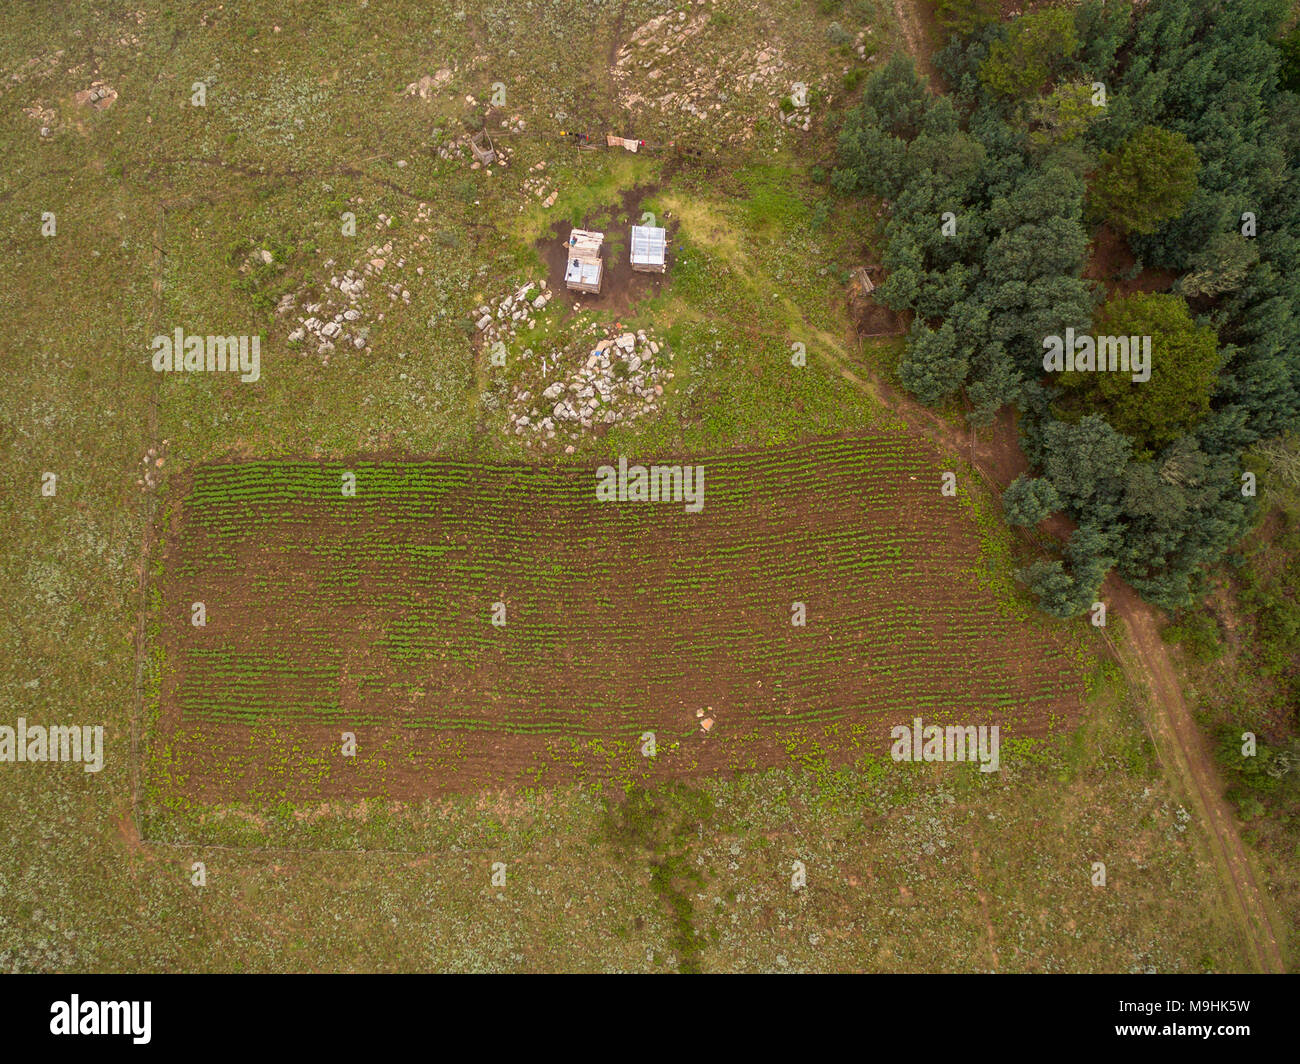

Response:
(0, 0), (1255, 973)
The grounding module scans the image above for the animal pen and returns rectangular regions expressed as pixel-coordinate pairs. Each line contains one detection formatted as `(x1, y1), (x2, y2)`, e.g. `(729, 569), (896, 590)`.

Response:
(469, 130), (496, 165)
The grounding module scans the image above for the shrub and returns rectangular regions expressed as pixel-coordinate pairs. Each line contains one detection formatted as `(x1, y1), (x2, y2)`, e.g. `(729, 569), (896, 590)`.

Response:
(826, 21), (853, 47)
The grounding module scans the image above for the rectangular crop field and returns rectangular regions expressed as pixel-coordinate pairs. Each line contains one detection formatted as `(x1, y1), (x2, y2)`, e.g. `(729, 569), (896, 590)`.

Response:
(146, 435), (1085, 804)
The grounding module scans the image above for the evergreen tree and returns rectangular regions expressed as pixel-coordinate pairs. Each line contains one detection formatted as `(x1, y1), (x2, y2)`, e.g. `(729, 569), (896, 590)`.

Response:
(1090, 125), (1200, 236)
(1003, 474), (1060, 526)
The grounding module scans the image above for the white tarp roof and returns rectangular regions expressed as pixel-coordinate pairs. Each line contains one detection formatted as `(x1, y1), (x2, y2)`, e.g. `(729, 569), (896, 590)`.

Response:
(630, 225), (666, 266)
(565, 257), (602, 286)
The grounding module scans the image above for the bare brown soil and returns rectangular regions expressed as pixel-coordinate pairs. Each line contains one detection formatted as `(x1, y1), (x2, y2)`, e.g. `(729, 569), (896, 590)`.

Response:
(850, 283), (905, 337)
(149, 437), (1085, 804)
(970, 404), (1029, 488)
(1084, 224), (1178, 297)
(538, 182), (675, 315)
(895, 0), (946, 92)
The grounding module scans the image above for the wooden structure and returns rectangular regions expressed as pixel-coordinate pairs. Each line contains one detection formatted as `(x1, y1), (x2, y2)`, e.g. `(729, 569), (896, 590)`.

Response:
(629, 225), (667, 273)
(564, 228), (604, 294)
(469, 130), (496, 165)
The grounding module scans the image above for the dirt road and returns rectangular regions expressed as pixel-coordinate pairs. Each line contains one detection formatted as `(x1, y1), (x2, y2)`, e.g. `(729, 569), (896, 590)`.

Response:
(1103, 579), (1286, 973)
(812, 334), (1286, 972)
(877, 0), (1285, 974)
(894, 0), (944, 89)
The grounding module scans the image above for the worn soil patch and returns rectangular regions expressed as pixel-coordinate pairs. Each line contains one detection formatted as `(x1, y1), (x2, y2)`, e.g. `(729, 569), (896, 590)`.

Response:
(971, 405), (1030, 489)
(851, 288), (906, 338)
(145, 435), (1086, 805)
(537, 182), (675, 316)
(1085, 224), (1178, 297)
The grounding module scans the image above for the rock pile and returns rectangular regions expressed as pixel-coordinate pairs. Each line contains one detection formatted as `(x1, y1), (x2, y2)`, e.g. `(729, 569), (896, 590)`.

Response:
(504, 326), (673, 446)
(135, 441), (169, 492)
(521, 161), (558, 208)
(74, 81), (117, 109)
(23, 101), (56, 137)
(404, 68), (454, 99)
(281, 240), (408, 360)
(779, 96), (812, 132)
(432, 129), (511, 169)
(275, 201), (444, 365)
(611, 13), (801, 145)
(475, 279), (553, 348)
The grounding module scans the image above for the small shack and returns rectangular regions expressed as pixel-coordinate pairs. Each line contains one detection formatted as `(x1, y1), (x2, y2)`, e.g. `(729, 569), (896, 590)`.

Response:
(469, 130), (496, 166)
(629, 225), (667, 273)
(564, 228), (604, 294)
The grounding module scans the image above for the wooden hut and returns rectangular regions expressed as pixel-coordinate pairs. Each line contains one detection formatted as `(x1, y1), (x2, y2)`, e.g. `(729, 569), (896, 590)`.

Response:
(630, 225), (667, 273)
(564, 228), (604, 294)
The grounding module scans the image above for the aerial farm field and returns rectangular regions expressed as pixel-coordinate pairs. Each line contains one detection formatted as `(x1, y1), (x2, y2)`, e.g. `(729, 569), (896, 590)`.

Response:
(144, 438), (1083, 825)
(0, 0), (1279, 974)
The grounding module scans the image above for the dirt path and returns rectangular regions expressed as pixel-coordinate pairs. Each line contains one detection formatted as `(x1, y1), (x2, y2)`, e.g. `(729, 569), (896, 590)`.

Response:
(871, 0), (1285, 975)
(1102, 579), (1287, 973)
(893, 0), (943, 89)
(813, 338), (1287, 972)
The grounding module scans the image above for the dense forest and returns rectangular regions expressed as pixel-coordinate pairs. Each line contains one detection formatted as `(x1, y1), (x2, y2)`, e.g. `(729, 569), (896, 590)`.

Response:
(834, 0), (1300, 622)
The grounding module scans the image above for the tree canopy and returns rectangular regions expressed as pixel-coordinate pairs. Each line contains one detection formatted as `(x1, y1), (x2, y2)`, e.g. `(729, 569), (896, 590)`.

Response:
(1089, 125), (1200, 236)
(835, 0), (1299, 615)
(1058, 292), (1220, 455)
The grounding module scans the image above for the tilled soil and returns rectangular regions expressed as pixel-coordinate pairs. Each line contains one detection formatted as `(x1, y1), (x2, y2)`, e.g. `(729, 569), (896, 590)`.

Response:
(148, 434), (1085, 802)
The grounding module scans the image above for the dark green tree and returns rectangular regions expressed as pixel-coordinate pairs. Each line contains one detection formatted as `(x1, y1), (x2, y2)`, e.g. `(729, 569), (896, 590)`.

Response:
(898, 320), (968, 404)
(1003, 474), (1060, 526)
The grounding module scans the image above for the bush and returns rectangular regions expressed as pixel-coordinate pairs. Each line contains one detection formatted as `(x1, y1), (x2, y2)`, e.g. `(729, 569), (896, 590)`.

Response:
(826, 21), (853, 47)
(1161, 611), (1223, 663)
